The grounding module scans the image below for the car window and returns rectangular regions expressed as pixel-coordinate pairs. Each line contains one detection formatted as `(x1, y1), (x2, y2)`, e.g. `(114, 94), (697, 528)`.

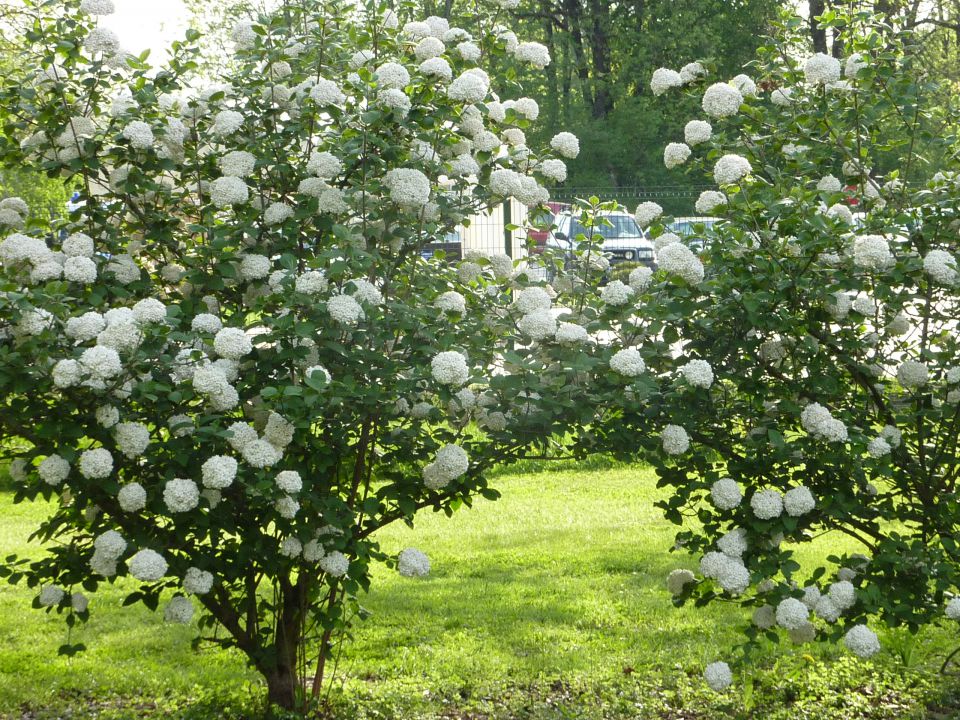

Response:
(567, 215), (641, 239)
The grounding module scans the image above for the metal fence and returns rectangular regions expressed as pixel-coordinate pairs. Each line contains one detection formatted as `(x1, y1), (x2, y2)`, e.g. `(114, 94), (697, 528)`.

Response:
(450, 186), (712, 259)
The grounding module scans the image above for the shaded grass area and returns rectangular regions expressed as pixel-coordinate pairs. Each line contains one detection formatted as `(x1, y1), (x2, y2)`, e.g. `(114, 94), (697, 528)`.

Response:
(1, 464), (958, 719)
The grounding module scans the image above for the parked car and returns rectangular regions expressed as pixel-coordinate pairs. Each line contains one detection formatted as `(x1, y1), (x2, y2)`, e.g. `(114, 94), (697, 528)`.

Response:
(663, 216), (720, 256)
(421, 230), (463, 260)
(527, 201), (571, 254)
(547, 210), (656, 267)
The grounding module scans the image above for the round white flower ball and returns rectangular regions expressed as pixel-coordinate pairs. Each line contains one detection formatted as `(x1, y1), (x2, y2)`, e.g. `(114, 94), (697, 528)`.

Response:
(610, 348), (646, 377)
(600, 280), (634, 306)
(550, 132), (580, 158)
(213, 327), (253, 360)
(680, 359), (714, 388)
(276, 470), (303, 494)
(897, 359), (929, 389)
(163, 477), (200, 513)
(923, 249), (957, 285)
(657, 243), (704, 284)
(775, 597), (810, 630)
(38, 454), (70, 486)
(703, 661), (733, 691)
(79, 448), (113, 479)
(684, 120), (712, 146)
(661, 424), (690, 455)
(398, 548), (431, 577)
(327, 294), (364, 325)
(434, 291), (466, 314)
(650, 68), (683, 96)
(710, 478), (742, 510)
(634, 201), (663, 228)
(783, 486), (815, 516)
(514, 287), (553, 314)
(164, 596), (194, 624)
(431, 350), (470, 386)
(118, 482), (147, 512)
(751, 489), (783, 519)
(319, 550), (350, 577)
(701, 82), (743, 118)
(184, 567), (214, 595)
(844, 624), (880, 658)
(666, 568), (695, 595)
(804, 53), (842, 85)
(128, 548), (168, 581)
(38, 585), (65, 607)
(713, 154), (752, 185)
(945, 598), (960, 620)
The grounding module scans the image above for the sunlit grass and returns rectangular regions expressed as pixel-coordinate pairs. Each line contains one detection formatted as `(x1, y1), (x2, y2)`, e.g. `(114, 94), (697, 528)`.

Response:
(0, 464), (956, 718)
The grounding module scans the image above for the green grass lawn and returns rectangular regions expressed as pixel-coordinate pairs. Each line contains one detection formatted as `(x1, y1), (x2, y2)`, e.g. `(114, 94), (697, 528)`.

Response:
(1, 464), (958, 719)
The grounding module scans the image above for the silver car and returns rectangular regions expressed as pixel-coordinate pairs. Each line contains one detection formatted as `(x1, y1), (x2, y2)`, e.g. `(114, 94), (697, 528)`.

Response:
(547, 211), (656, 267)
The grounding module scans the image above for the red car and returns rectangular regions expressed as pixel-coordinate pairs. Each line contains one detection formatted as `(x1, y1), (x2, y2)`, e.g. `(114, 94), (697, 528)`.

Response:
(527, 201), (571, 254)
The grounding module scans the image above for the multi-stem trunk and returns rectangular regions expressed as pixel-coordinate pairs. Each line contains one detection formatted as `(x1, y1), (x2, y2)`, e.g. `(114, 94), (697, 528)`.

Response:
(264, 579), (303, 710)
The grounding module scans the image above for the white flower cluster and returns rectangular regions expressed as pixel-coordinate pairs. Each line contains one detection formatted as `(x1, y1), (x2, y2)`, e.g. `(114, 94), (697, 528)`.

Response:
(650, 68), (683, 96)
(852, 235), (893, 271)
(680, 359), (713, 388)
(127, 548), (168, 581)
(118, 482), (147, 512)
(713, 154), (751, 185)
(897, 359), (929, 389)
(600, 279), (634, 306)
(666, 568), (695, 595)
(843, 624), (880, 658)
(783, 486), (815, 516)
(800, 403), (847, 443)
(431, 350), (469, 386)
(423, 444), (469, 489)
(610, 348), (645, 377)
(657, 243), (704, 284)
(703, 661), (732, 691)
(383, 168), (431, 209)
(550, 132), (580, 158)
(751, 489), (783, 519)
(710, 478), (742, 510)
(79, 448), (113, 479)
(803, 53), (841, 85)
(663, 142), (691, 169)
(701, 83), (743, 118)
(695, 190), (726, 214)
(38, 454), (70, 486)
(634, 201), (662, 228)
(91, 530), (126, 577)
(661, 424), (690, 455)
(397, 548), (431, 577)
(684, 120), (712, 146)
(164, 596), (194, 624)
(923, 249), (957, 285)
(164, 478), (200, 513)
(700, 551), (749, 594)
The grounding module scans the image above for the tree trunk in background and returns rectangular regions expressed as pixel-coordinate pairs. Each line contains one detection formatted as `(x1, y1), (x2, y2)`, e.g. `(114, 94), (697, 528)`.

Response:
(562, 0), (594, 111)
(809, 0), (828, 52)
(587, 0), (614, 118)
(543, 0), (560, 131)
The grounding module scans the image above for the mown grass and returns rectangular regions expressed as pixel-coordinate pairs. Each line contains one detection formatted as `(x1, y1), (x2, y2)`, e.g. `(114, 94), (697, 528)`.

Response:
(1, 463), (958, 719)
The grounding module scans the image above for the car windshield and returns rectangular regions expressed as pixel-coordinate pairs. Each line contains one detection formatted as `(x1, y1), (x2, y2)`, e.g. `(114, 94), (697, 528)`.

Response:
(567, 215), (642, 239)
(671, 220), (715, 237)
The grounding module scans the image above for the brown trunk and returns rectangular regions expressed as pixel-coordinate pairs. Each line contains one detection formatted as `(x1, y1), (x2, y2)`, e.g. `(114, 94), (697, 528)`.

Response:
(265, 579), (303, 710)
(587, 0), (614, 118)
(809, 0), (828, 53)
(562, 0), (593, 110)
(266, 666), (298, 710)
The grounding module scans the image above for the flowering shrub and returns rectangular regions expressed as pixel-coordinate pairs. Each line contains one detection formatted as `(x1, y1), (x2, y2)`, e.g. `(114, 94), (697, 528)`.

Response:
(635, 10), (960, 691)
(0, 0), (673, 709)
